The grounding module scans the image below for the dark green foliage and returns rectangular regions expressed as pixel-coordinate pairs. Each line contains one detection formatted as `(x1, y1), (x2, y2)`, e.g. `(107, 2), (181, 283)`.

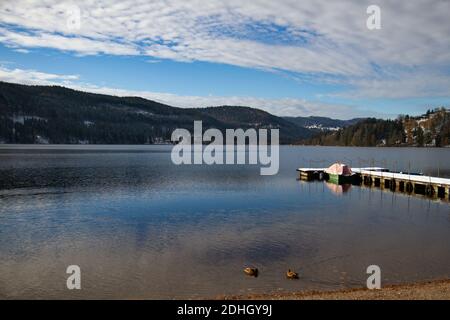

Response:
(302, 111), (450, 147)
(2, 81), (447, 147)
(302, 118), (405, 146)
(0, 81), (312, 144)
(439, 119), (450, 146)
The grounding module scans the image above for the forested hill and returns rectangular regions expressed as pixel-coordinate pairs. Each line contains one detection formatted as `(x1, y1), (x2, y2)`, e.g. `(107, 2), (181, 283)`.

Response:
(2, 81), (446, 147)
(301, 108), (450, 147)
(0, 81), (314, 144)
(193, 106), (312, 140)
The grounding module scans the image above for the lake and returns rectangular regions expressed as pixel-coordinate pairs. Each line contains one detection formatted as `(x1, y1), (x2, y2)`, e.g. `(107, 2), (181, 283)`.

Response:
(0, 145), (449, 299)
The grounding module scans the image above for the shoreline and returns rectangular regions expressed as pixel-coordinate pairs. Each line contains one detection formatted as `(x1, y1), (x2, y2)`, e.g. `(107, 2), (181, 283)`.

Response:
(1, 143), (449, 148)
(220, 279), (450, 300)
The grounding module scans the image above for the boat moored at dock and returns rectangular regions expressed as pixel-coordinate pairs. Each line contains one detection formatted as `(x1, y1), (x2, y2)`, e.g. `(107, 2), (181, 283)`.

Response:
(324, 163), (354, 184)
(297, 164), (450, 201)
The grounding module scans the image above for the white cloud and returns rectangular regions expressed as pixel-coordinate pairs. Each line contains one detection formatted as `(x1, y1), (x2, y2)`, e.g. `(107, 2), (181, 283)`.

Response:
(0, 66), (79, 85)
(0, 0), (449, 100)
(342, 73), (450, 99)
(13, 48), (30, 54)
(0, 27), (139, 56)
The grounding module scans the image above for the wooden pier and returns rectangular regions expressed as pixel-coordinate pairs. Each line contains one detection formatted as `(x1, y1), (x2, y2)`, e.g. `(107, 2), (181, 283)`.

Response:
(297, 167), (450, 201)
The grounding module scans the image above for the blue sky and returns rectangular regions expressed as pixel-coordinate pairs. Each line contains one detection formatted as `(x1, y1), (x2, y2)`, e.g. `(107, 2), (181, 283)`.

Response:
(0, 1), (449, 119)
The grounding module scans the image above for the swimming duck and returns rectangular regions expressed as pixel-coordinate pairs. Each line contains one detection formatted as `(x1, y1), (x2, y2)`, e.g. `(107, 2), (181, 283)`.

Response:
(243, 267), (258, 277)
(286, 269), (299, 279)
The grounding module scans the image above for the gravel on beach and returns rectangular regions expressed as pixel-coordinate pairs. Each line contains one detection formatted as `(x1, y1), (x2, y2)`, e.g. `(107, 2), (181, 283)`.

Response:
(222, 279), (450, 300)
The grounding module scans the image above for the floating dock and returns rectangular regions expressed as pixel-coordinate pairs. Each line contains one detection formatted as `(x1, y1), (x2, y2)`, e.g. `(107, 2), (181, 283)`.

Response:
(297, 167), (450, 201)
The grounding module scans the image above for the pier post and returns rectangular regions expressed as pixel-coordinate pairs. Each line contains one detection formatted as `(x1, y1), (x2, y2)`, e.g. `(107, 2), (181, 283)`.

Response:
(399, 180), (405, 192)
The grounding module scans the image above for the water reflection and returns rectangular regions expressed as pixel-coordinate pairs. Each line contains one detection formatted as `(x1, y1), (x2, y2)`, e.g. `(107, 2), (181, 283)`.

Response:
(0, 145), (449, 299)
(325, 182), (352, 194)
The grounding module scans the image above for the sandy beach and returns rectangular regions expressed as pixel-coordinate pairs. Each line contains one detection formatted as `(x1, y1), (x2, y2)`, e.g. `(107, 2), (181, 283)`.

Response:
(222, 279), (450, 300)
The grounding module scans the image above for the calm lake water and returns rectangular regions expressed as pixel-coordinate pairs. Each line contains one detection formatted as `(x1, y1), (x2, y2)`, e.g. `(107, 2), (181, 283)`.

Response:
(0, 145), (449, 299)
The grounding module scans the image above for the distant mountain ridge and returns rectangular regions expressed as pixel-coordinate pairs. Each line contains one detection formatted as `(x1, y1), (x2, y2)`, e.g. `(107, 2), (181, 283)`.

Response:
(284, 116), (365, 131)
(0, 81), (324, 144)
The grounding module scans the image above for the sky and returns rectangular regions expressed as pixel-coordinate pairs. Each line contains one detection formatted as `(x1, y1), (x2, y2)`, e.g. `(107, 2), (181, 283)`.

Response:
(0, 0), (449, 119)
